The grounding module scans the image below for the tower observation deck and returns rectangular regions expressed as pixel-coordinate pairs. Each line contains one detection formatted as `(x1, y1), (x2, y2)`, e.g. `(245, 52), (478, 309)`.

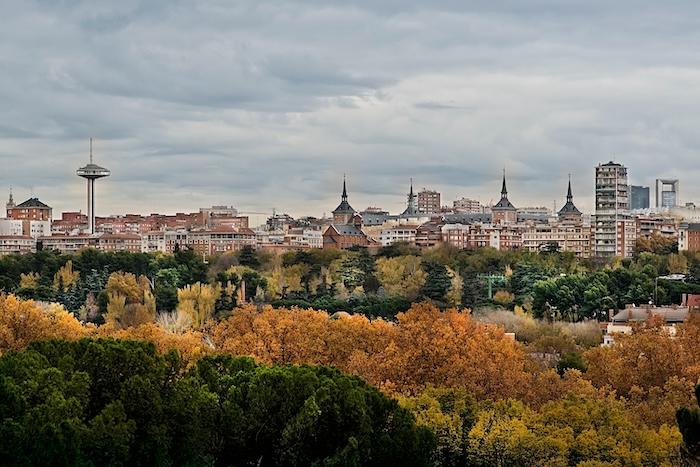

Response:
(76, 138), (110, 234)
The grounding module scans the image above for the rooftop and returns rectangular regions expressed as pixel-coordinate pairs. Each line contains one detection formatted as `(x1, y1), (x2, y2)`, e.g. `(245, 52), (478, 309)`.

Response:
(14, 198), (51, 209)
(611, 305), (690, 323)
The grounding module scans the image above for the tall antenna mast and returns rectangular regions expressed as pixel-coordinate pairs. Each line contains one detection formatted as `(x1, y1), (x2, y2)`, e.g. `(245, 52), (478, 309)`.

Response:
(89, 138), (93, 164)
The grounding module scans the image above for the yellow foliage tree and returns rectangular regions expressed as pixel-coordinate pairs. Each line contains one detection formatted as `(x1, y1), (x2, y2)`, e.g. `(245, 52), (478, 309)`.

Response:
(667, 253), (689, 274)
(19, 272), (40, 289)
(463, 395), (681, 466)
(106, 272), (147, 304)
(0, 294), (89, 353)
(446, 267), (463, 308)
(104, 272), (155, 329)
(493, 290), (515, 306)
(53, 260), (80, 291)
(375, 256), (426, 300)
(264, 264), (306, 299)
(176, 282), (221, 330)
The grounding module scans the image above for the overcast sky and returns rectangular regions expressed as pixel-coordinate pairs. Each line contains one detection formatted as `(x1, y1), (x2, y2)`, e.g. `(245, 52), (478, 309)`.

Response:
(2, 1), (700, 221)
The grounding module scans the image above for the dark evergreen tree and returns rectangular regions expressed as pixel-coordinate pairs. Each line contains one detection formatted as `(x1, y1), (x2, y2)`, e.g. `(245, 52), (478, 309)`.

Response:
(0, 339), (434, 466)
(238, 245), (261, 269)
(677, 384), (700, 465)
(420, 260), (452, 305)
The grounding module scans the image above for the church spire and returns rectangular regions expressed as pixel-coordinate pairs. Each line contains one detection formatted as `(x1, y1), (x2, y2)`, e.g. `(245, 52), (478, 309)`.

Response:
(558, 174), (582, 221)
(501, 169), (508, 197)
(341, 174), (348, 201)
(408, 178), (416, 209)
(6, 187), (15, 210)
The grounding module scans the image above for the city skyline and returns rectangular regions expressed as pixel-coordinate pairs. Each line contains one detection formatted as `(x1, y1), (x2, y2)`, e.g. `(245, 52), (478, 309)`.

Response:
(2, 162), (689, 222)
(3, 1), (700, 216)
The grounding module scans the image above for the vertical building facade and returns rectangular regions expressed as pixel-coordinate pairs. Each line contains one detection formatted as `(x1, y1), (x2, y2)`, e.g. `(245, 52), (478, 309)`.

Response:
(7, 198), (52, 221)
(417, 188), (441, 214)
(630, 185), (650, 210)
(679, 223), (700, 253)
(594, 161), (633, 257)
(655, 179), (679, 209)
(453, 198), (482, 214)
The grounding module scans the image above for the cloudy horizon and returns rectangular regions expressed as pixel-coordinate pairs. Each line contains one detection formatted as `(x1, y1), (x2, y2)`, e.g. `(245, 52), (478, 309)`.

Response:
(2, 0), (700, 221)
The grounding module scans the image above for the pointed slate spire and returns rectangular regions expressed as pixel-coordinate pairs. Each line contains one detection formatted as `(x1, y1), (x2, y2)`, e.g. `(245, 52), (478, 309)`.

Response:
(501, 169), (508, 198)
(493, 169), (516, 211)
(332, 174), (356, 219)
(402, 178), (418, 216)
(558, 174), (581, 218)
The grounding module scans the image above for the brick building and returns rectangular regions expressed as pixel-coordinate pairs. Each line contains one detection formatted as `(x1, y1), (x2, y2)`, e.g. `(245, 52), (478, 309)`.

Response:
(679, 223), (700, 253)
(322, 222), (370, 249)
(415, 221), (444, 248)
(52, 212), (88, 234)
(7, 197), (52, 221)
(417, 189), (441, 214)
(453, 198), (482, 214)
(97, 233), (142, 253)
(491, 173), (517, 224)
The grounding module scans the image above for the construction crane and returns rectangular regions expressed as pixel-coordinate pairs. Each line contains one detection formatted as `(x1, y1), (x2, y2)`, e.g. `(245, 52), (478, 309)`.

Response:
(237, 207), (276, 216)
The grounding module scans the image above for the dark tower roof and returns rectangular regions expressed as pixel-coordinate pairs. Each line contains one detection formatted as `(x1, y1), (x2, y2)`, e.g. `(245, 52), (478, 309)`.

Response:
(15, 197), (51, 209)
(492, 171), (516, 210)
(401, 178), (419, 216)
(558, 177), (582, 216)
(332, 176), (355, 215)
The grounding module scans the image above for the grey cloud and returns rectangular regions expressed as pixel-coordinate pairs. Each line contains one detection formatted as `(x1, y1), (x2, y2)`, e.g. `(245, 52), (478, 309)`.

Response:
(2, 0), (700, 218)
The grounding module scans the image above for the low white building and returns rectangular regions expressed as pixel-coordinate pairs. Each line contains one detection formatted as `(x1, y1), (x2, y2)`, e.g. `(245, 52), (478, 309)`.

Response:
(378, 224), (418, 246)
(602, 305), (690, 345)
(0, 218), (50, 239)
(0, 219), (23, 237)
(0, 236), (35, 256)
(284, 228), (323, 248)
(39, 234), (98, 254)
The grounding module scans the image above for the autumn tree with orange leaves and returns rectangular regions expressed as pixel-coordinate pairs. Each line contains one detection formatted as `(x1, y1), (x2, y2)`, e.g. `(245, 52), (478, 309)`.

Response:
(212, 302), (538, 399)
(0, 294), (88, 353)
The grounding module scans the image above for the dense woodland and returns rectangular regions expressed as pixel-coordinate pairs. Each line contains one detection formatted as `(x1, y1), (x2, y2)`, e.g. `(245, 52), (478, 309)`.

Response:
(1, 240), (700, 465)
(0, 294), (699, 465)
(1, 234), (699, 323)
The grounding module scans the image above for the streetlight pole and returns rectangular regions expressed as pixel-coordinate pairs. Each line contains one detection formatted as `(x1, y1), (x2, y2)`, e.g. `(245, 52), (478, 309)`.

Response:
(655, 276), (659, 306)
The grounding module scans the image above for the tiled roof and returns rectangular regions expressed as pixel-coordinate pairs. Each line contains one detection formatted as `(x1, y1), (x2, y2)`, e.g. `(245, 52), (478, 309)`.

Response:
(15, 198), (51, 209)
(493, 197), (516, 210)
(327, 224), (365, 236)
(332, 200), (355, 214)
(558, 200), (581, 215)
(611, 306), (689, 323)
